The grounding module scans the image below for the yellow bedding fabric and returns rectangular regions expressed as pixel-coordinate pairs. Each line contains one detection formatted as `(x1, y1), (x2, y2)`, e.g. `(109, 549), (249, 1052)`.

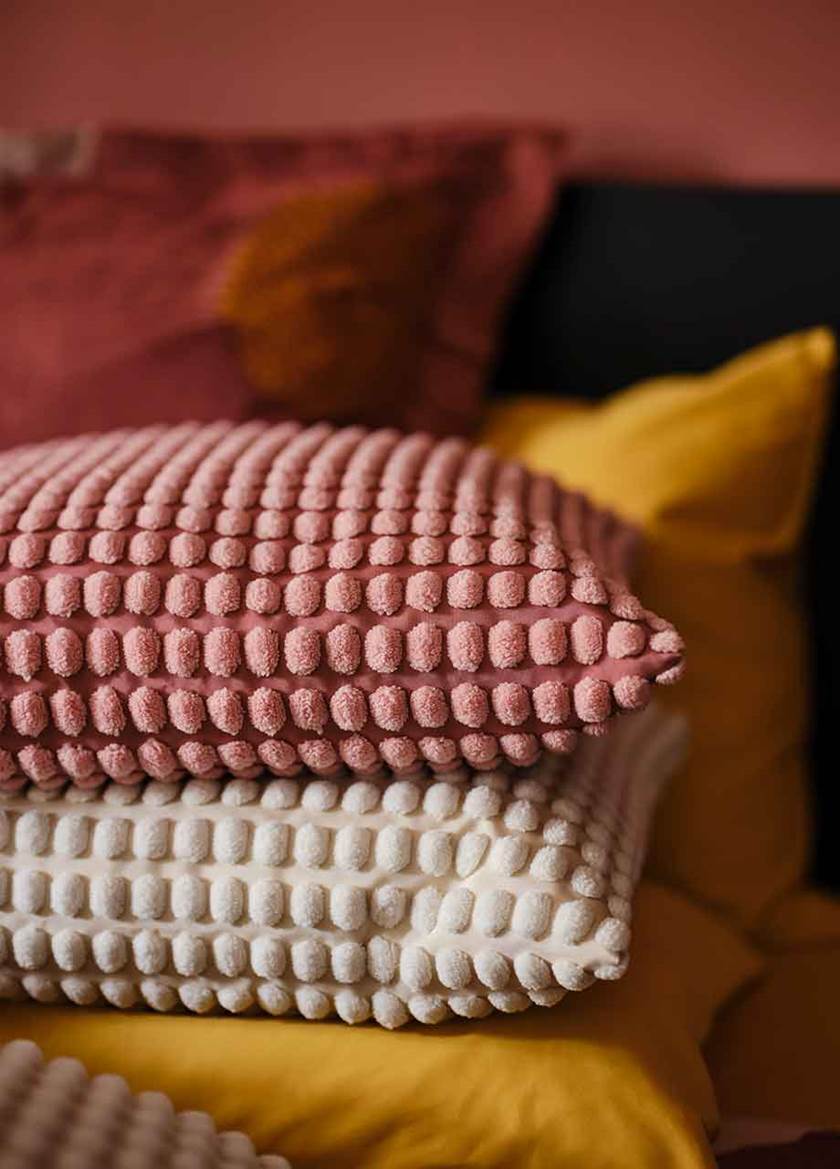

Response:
(482, 329), (834, 925)
(759, 887), (840, 948)
(707, 890), (840, 1128)
(2, 332), (830, 1166)
(0, 883), (759, 1169)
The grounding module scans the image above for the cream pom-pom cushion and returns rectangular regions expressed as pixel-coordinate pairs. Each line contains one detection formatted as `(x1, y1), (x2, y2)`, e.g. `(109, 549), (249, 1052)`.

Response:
(0, 421), (682, 790)
(0, 703), (684, 1028)
(0, 1038), (291, 1168)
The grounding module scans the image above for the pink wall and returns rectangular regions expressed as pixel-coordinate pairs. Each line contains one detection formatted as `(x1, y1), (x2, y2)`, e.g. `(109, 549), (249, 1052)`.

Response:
(2, 0), (840, 186)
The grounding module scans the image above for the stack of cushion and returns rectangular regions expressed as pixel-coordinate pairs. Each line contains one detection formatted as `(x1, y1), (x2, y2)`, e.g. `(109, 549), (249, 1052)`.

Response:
(2, 329), (832, 1165)
(2, 124), (838, 1166)
(0, 421), (682, 1030)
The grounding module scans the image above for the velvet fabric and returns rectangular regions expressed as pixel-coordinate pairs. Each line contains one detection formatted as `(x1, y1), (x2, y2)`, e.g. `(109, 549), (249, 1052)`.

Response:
(0, 125), (564, 446)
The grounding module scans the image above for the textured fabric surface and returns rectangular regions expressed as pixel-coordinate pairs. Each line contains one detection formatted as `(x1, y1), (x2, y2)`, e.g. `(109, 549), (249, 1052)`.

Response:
(0, 422), (681, 790)
(0, 1038), (291, 1168)
(0, 882), (761, 1168)
(0, 125), (564, 445)
(482, 329), (834, 924)
(0, 705), (682, 1027)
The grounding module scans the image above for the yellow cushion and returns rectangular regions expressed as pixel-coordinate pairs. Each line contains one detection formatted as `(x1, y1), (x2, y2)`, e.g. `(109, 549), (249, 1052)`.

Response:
(759, 887), (840, 948)
(0, 883), (758, 1169)
(482, 330), (834, 924)
(707, 923), (840, 1126)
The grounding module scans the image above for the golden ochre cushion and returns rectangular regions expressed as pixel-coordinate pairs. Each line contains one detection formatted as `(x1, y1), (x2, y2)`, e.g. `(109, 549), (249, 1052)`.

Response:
(0, 882), (759, 1169)
(483, 329), (835, 923)
(707, 890), (840, 1129)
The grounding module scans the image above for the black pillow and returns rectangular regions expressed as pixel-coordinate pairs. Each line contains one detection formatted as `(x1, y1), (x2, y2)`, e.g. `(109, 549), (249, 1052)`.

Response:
(493, 182), (840, 887)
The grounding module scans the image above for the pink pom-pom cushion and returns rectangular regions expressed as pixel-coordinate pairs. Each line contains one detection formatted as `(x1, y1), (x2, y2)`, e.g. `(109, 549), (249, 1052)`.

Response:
(0, 421), (683, 790)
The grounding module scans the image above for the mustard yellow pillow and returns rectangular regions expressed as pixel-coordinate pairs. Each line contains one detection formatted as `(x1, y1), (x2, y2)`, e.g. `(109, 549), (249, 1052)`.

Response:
(760, 888), (840, 948)
(707, 887), (840, 1128)
(0, 883), (759, 1169)
(482, 329), (834, 924)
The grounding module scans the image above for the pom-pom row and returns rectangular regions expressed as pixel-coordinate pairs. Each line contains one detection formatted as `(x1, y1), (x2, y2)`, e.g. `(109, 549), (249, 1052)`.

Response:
(0, 615), (676, 683)
(0, 651), (658, 736)
(1, 620), (680, 713)
(0, 762), (626, 888)
(0, 676), (661, 792)
(2, 973), (578, 1028)
(0, 832), (621, 925)
(0, 769), (604, 848)
(0, 731), (579, 792)
(1, 566), (643, 622)
(1, 944), (631, 1008)
(0, 915), (629, 981)
(0, 528), (607, 574)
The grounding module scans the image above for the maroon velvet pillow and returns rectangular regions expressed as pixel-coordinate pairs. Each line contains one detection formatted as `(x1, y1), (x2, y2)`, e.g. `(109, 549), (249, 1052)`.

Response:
(0, 124), (564, 446)
(0, 422), (683, 790)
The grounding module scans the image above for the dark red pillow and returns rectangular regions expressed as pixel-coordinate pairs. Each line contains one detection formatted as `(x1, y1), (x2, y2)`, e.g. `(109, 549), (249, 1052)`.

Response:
(0, 124), (564, 446)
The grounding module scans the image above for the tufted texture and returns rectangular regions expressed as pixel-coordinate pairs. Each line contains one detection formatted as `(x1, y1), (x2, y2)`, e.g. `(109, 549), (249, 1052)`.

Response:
(0, 421), (682, 790)
(0, 704), (684, 1028)
(0, 1038), (291, 1168)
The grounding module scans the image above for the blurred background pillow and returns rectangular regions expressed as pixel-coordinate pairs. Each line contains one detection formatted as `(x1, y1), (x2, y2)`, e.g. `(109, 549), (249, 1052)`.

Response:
(0, 124), (563, 445)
